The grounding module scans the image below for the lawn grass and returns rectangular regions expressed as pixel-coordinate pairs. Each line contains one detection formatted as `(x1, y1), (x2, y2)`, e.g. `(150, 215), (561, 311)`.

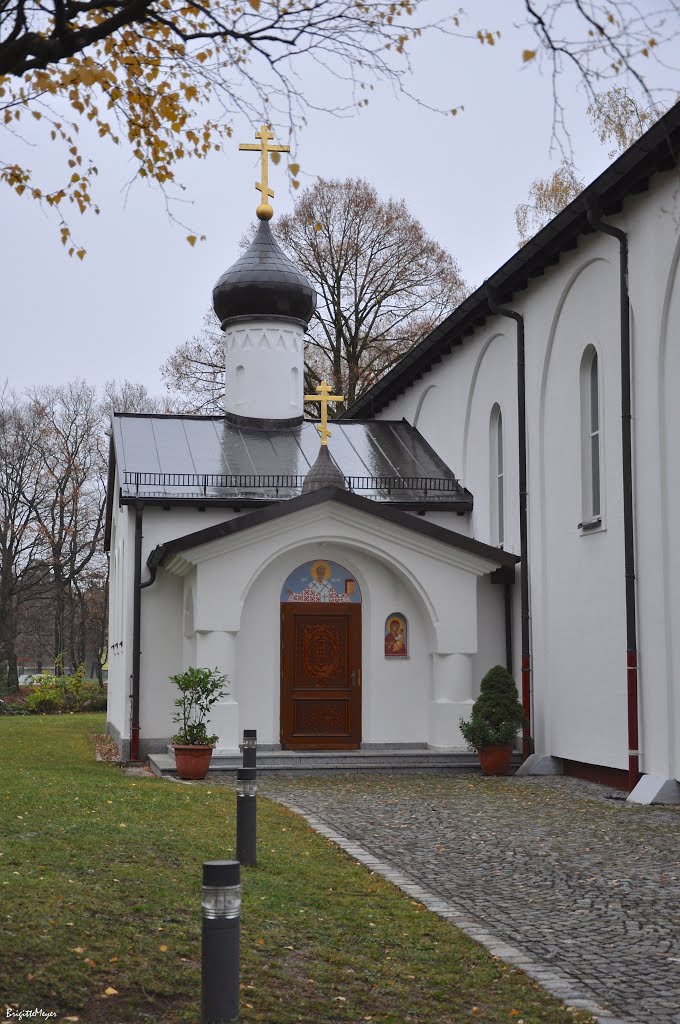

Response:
(0, 715), (596, 1024)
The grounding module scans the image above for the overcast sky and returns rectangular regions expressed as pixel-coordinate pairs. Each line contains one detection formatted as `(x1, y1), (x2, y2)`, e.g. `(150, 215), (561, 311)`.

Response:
(1, 0), (677, 398)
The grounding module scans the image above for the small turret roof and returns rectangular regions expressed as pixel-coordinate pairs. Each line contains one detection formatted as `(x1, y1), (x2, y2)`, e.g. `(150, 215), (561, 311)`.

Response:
(301, 445), (347, 494)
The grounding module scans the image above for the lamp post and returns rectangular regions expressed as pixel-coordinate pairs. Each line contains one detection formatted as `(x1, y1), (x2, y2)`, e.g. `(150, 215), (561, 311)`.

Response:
(241, 729), (257, 769)
(201, 860), (240, 1023)
(236, 767), (257, 867)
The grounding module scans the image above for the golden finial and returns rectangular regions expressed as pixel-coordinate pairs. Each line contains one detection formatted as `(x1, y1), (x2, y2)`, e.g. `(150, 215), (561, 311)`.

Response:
(305, 380), (345, 446)
(239, 124), (290, 220)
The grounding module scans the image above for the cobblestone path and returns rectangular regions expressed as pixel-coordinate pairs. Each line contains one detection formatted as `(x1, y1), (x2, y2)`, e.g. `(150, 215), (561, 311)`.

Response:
(255, 771), (680, 1024)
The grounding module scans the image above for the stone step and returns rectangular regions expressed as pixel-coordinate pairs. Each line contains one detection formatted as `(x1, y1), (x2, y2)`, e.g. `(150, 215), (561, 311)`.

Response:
(148, 749), (521, 778)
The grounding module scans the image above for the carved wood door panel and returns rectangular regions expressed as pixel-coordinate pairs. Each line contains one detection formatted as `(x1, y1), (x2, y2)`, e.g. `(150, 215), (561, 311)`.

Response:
(281, 603), (361, 749)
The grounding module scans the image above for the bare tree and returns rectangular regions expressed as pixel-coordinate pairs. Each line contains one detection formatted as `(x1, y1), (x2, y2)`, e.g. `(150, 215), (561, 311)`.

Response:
(276, 179), (468, 403)
(515, 160), (585, 245)
(520, 1), (680, 153)
(101, 379), (169, 417)
(160, 320), (224, 415)
(587, 85), (666, 159)
(27, 382), (108, 668)
(0, 387), (50, 692)
(163, 179), (467, 410)
(160, 326), (225, 415)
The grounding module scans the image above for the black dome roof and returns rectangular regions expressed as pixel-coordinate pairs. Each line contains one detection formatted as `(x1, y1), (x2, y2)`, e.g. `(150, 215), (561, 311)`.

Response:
(301, 445), (347, 494)
(213, 219), (316, 325)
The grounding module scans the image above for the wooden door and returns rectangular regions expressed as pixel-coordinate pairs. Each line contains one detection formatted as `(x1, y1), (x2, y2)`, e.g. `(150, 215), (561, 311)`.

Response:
(281, 603), (361, 749)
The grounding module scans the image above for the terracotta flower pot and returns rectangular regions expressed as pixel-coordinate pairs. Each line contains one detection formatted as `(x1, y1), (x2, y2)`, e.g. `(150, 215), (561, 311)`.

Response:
(173, 744), (215, 780)
(478, 743), (514, 776)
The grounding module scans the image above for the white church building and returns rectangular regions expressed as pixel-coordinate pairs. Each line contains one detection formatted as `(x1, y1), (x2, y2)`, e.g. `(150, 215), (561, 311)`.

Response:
(106, 107), (680, 802)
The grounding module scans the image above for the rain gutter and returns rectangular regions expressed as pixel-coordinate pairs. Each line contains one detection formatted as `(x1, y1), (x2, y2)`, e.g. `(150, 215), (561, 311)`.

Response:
(486, 287), (532, 761)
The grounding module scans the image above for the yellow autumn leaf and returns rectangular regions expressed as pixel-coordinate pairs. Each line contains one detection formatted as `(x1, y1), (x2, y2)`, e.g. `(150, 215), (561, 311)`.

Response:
(288, 162), (300, 175)
(187, 235), (197, 247)
(103, 987), (118, 996)
(248, 0), (260, 9)
(159, 944), (168, 951)
(522, 49), (536, 62)
(271, 151), (280, 164)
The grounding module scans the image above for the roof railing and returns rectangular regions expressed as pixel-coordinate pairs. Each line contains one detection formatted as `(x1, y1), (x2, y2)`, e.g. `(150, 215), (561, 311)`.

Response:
(123, 470), (463, 497)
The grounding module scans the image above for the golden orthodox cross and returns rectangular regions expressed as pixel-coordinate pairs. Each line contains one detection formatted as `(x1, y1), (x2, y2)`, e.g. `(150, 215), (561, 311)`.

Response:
(305, 380), (345, 446)
(239, 125), (290, 221)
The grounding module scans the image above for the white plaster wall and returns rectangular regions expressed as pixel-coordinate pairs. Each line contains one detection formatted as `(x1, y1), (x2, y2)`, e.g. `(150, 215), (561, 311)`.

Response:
(649, 183), (680, 781)
(235, 544), (433, 746)
(384, 332), (519, 553)
(472, 575), (508, 692)
(167, 499), (500, 749)
(106, 501), (243, 747)
(462, 331), (519, 553)
(374, 167), (680, 777)
(404, 509), (472, 537)
(224, 317), (305, 421)
(138, 569), (184, 742)
(105, 502), (130, 741)
(534, 254), (627, 767)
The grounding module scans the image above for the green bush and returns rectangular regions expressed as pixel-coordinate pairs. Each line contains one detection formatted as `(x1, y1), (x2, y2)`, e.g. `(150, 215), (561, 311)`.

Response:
(459, 664), (526, 751)
(26, 679), (66, 713)
(170, 666), (227, 746)
(25, 668), (107, 714)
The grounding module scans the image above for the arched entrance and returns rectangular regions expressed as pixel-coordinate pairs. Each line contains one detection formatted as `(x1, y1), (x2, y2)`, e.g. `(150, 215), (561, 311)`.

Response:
(280, 560), (362, 749)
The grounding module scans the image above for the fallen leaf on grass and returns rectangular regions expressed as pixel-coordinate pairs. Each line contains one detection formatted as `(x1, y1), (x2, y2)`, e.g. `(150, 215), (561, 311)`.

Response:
(102, 987), (118, 996)
(69, 947), (85, 955)
(84, 958), (97, 968)
(159, 945), (168, 952)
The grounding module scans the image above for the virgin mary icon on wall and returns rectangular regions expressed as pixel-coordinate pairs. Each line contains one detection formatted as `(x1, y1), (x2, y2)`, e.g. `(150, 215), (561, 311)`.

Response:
(384, 613), (408, 658)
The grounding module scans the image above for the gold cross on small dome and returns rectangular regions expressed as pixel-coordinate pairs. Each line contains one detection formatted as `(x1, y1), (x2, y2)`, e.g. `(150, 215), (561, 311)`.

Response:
(239, 125), (290, 221)
(305, 380), (344, 446)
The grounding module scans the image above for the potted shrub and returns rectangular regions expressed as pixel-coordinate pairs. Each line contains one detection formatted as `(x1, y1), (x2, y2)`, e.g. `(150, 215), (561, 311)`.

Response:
(459, 664), (526, 776)
(170, 667), (227, 780)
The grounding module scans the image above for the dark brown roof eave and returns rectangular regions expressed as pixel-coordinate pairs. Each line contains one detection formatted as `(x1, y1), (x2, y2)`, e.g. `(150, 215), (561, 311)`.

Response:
(344, 101), (680, 420)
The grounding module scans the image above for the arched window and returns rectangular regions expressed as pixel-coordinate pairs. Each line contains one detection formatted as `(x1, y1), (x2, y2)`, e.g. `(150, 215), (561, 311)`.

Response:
(490, 404), (504, 547)
(580, 346), (601, 521)
(234, 364), (245, 407)
(290, 366), (299, 406)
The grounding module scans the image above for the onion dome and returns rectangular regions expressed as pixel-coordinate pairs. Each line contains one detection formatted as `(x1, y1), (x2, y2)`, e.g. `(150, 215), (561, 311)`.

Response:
(213, 220), (317, 326)
(301, 445), (347, 494)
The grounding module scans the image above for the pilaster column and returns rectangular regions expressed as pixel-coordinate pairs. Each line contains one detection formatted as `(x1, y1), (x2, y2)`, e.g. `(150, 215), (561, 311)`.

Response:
(429, 652), (474, 750)
(195, 630), (240, 754)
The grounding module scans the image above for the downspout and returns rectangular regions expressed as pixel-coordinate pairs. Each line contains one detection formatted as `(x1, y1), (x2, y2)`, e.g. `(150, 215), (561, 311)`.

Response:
(130, 502), (160, 763)
(486, 287), (533, 759)
(131, 502), (143, 761)
(586, 204), (640, 792)
(504, 582), (513, 674)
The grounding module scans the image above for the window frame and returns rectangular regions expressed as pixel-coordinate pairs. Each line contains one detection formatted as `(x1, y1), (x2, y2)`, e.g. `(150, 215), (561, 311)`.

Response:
(579, 345), (605, 533)
(490, 403), (505, 548)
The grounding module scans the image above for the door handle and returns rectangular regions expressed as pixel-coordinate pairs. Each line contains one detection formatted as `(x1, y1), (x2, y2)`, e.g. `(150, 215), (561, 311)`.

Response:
(351, 668), (361, 688)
